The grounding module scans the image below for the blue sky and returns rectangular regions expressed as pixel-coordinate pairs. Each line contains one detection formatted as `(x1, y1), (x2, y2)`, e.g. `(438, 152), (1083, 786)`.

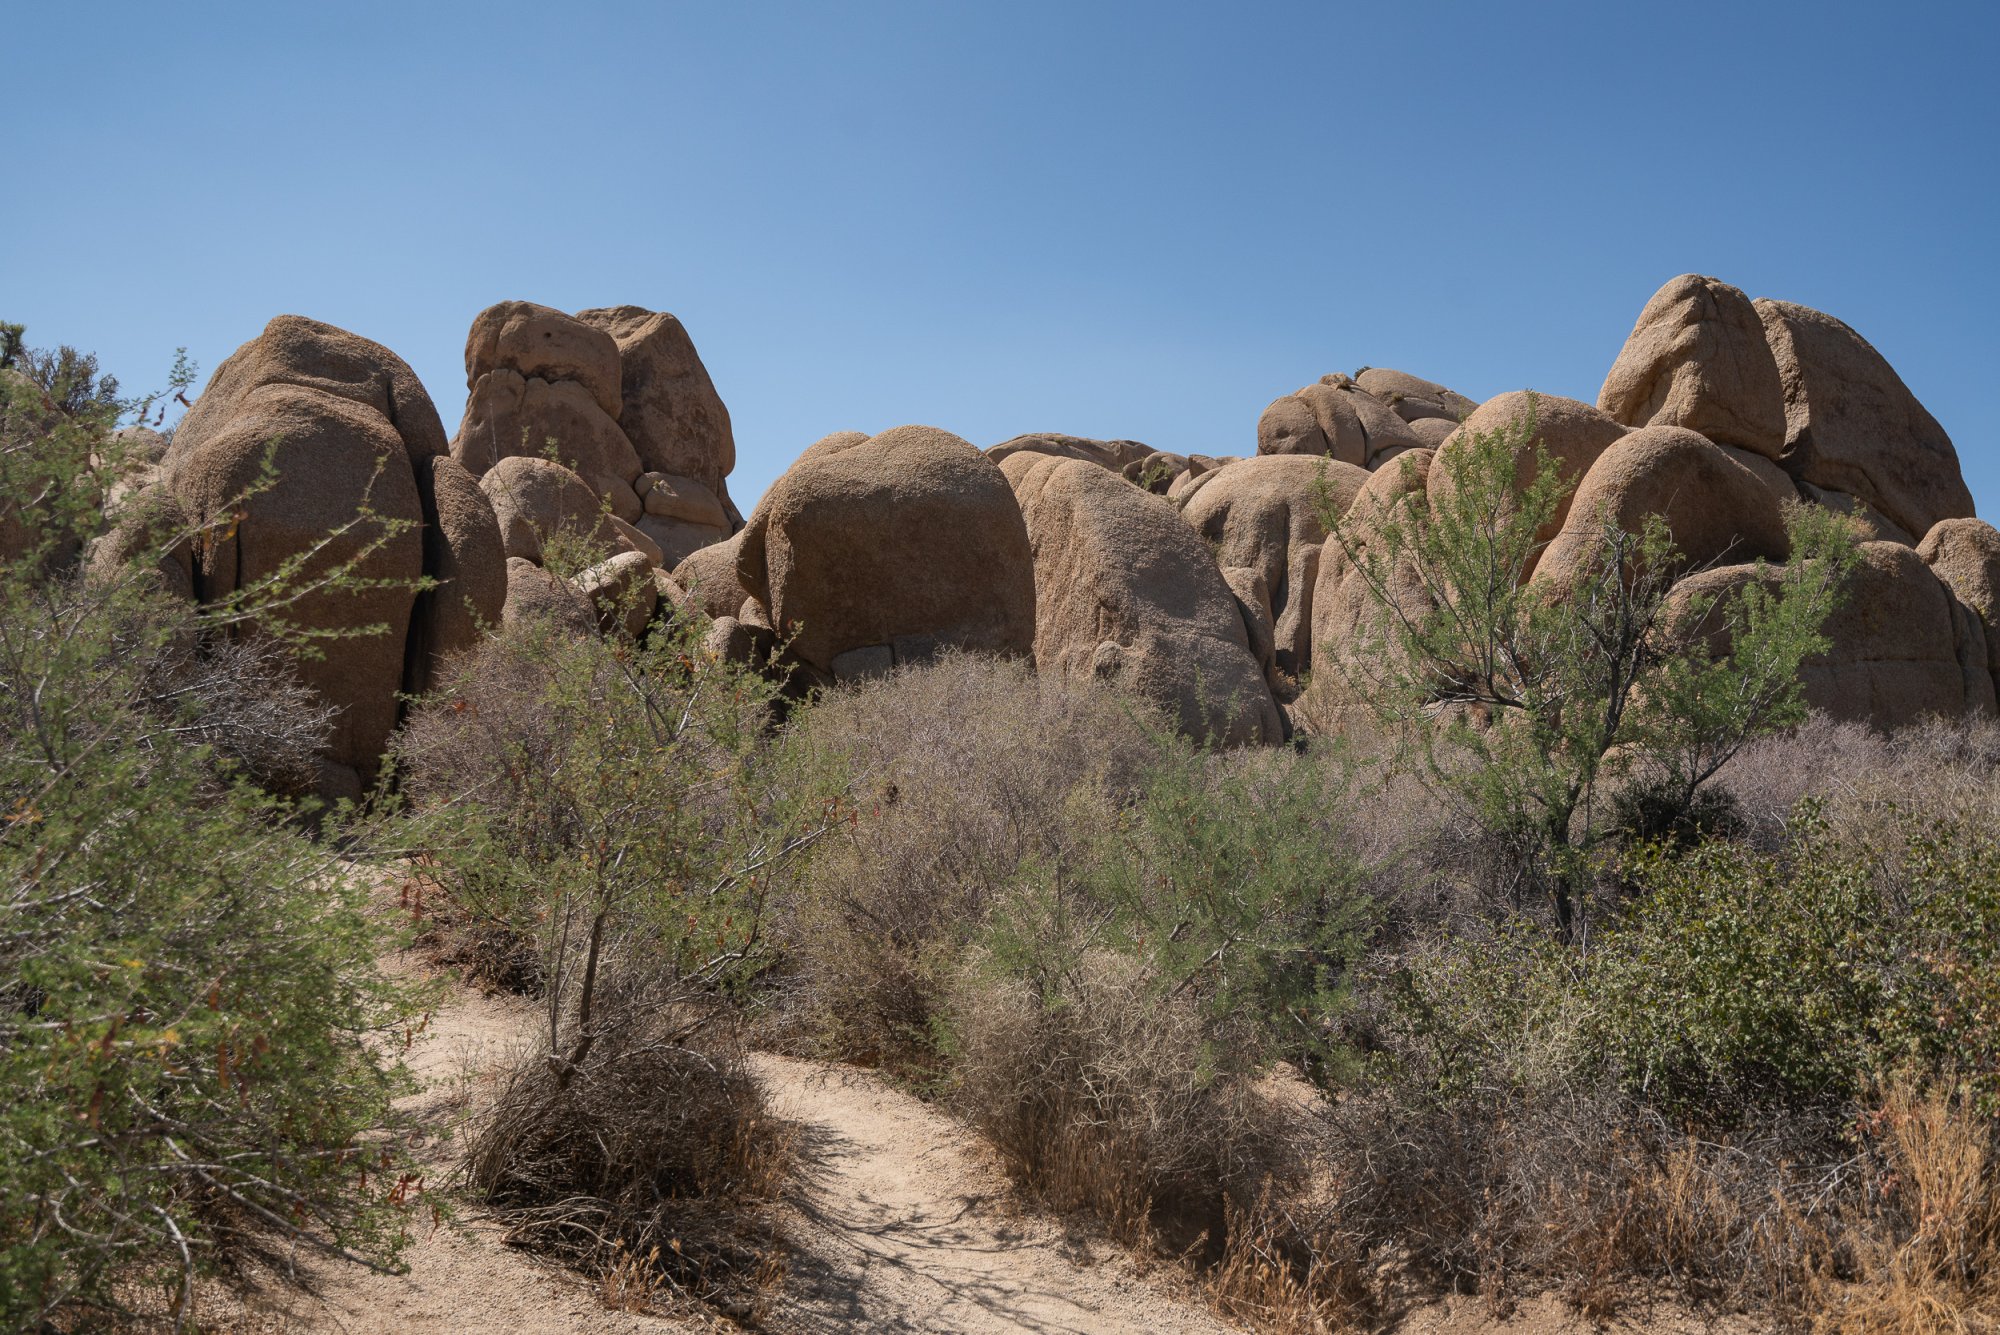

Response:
(7, 1), (1996, 513)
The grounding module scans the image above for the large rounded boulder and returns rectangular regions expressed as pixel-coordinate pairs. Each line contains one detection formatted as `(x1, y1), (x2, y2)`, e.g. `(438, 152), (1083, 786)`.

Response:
(407, 455), (507, 693)
(1429, 391), (1629, 572)
(1005, 453), (1282, 746)
(738, 426), (1036, 677)
(1179, 455), (1369, 681)
(1258, 375), (1422, 467)
(1598, 274), (1787, 456)
(1756, 298), (1974, 540)
(1919, 518), (2000, 706)
(1670, 541), (1996, 728)
(162, 316), (437, 798)
(1304, 450), (1437, 718)
(574, 305), (739, 523)
(1534, 425), (1792, 596)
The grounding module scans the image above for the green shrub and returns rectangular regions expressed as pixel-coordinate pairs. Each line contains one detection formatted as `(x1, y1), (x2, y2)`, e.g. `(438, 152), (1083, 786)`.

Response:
(393, 608), (835, 1310)
(0, 353), (427, 1328)
(1318, 396), (1859, 938)
(1597, 811), (2000, 1118)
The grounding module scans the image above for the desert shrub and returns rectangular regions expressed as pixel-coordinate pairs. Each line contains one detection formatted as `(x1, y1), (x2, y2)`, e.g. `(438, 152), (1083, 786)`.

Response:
(460, 990), (790, 1318)
(947, 947), (1294, 1248)
(1230, 798), (2000, 1327)
(943, 738), (1365, 1250)
(1718, 712), (2000, 848)
(392, 609), (835, 1312)
(1598, 812), (2000, 1119)
(0, 355), (427, 1329)
(768, 652), (1161, 1074)
(1318, 398), (1858, 938)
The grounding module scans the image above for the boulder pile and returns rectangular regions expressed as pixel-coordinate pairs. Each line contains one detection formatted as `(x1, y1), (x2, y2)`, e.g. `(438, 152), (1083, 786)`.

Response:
(80, 273), (1989, 792)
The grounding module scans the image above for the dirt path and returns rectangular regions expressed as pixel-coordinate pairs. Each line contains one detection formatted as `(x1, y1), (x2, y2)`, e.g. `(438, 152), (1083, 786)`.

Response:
(192, 947), (1721, 1335)
(192, 962), (704, 1334)
(752, 1053), (1235, 1335)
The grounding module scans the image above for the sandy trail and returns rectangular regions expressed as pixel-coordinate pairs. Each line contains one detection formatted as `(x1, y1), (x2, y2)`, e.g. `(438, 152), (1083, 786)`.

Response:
(193, 942), (1719, 1335)
(752, 1053), (1234, 1335)
(192, 960), (701, 1334)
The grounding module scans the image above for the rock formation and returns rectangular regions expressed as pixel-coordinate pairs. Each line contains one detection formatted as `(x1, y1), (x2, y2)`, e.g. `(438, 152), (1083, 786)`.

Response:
(737, 425), (1036, 682)
(159, 315), (503, 798)
(1004, 452), (1283, 746)
(48, 269), (1981, 776)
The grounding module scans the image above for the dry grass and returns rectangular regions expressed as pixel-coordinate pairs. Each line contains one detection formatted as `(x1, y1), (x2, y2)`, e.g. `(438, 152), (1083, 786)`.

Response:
(1808, 1082), (2000, 1335)
(1718, 714), (2000, 848)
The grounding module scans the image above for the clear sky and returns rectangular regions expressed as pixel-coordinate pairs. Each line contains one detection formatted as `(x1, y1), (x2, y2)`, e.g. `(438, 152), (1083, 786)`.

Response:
(7, 1), (1996, 514)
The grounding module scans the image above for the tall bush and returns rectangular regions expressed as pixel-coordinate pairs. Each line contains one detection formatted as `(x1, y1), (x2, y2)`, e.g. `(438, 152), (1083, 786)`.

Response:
(0, 340), (428, 1329)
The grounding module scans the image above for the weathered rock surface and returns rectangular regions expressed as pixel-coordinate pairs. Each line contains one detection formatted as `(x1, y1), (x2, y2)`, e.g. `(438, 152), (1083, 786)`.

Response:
(1006, 453), (1282, 746)
(1354, 369), (1478, 424)
(465, 301), (622, 422)
(574, 306), (737, 513)
(1180, 455), (1368, 680)
(573, 549), (659, 640)
(452, 367), (641, 493)
(1307, 450), (1436, 705)
(672, 529), (755, 621)
(1757, 298), (1973, 539)
(1429, 391), (1629, 570)
(739, 426), (1036, 675)
(1671, 542), (1995, 727)
(1598, 274), (1786, 456)
(407, 455), (507, 693)
(1535, 425), (1791, 596)
(1919, 518), (2000, 700)
(988, 433), (1156, 475)
(501, 555), (594, 636)
(478, 455), (620, 566)
(163, 316), (433, 795)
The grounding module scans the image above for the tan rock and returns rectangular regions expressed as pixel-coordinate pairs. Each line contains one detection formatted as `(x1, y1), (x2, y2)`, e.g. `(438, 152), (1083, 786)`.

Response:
(465, 301), (622, 421)
(1007, 453), (1282, 746)
(1220, 564), (1277, 680)
(1180, 455), (1368, 679)
(175, 314), (447, 465)
(573, 306), (735, 504)
(639, 470), (729, 527)
(477, 455), (618, 566)
(1794, 481), (1915, 545)
(407, 455), (507, 694)
(574, 549), (659, 640)
(672, 529), (755, 621)
(85, 484), (196, 600)
(1305, 450), (1437, 717)
(1669, 541), (1994, 727)
(634, 516), (727, 569)
(501, 555), (594, 636)
(1598, 274), (1786, 456)
(1428, 391), (1629, 571)
(1258, 381), (1365, 465)
(1354, 368), (1478, 424)
(988, 433), (1155, 473)
(1756, 297), (1973, 539)
(1406, 416), (1458, 449)
(451, 368), (642, 493)
(163, 317), (435, 795)
(1535, 426), (1791, 596)
(607, 514), (663, 568)
(740, 425), (1035, 674)
(1919, 518), (2000, 697)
